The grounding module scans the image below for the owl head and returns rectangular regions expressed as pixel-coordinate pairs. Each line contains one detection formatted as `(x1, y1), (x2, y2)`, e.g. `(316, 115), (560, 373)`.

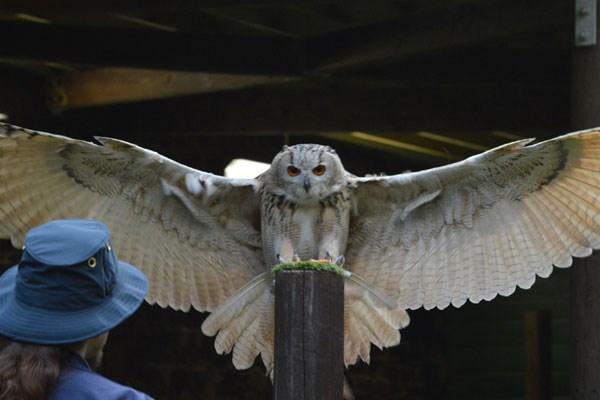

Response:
(261, 144), (348, 203)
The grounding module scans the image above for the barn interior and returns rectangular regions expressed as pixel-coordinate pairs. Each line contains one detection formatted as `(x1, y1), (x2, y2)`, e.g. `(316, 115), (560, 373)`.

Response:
(0, 1), (585, 398)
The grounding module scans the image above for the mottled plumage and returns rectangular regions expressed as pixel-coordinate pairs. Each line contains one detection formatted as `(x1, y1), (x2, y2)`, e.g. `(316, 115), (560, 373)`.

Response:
(1, 123), (600, 373)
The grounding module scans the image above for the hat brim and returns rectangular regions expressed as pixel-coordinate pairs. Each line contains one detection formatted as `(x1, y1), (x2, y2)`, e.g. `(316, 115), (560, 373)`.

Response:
(0, 261), (148, 344)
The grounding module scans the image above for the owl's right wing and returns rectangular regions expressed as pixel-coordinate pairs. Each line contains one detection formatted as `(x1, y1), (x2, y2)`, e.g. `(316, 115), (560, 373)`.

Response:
(0, 123), (265, 312)
(347, 128), (600, 311)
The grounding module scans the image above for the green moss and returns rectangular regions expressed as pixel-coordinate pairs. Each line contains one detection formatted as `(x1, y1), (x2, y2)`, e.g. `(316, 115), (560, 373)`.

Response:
(271, 261), (348, 276)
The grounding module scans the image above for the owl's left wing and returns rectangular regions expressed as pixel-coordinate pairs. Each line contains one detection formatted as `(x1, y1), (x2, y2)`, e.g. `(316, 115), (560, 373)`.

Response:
(346, 128), (600, 311)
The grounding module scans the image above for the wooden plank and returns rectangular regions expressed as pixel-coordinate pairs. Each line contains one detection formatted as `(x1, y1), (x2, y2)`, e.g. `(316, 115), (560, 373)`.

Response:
(525, 310), (552, 400)
(274, 270), (344, 400)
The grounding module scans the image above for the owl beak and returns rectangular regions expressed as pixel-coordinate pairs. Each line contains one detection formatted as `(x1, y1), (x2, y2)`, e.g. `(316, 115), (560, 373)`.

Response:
(303, 176), (311, 193)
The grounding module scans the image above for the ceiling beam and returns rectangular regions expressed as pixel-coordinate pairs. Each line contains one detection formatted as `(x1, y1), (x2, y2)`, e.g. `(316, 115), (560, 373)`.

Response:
(307, 0), (571, 72)
(0, 21), (304, 75)
(0, 1), (301, 13)
(20, 79), (568, 138)
(0, 0), (571, 76)
(47, 67), (296, 111)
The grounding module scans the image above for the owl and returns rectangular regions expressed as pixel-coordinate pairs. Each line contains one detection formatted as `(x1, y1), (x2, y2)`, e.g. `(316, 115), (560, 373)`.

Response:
(1, 122), (600, 375)
(258, 143), (352, 267)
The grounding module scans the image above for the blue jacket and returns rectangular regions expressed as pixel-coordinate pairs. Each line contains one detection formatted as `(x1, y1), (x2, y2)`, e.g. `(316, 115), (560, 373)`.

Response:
(50, 354), (154, 400)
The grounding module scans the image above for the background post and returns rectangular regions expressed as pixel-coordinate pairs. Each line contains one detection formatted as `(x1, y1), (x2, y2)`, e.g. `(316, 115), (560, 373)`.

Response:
(571, 1), (600, 397)
(273, 270), (344, 400)
(525, 310), (552, 400)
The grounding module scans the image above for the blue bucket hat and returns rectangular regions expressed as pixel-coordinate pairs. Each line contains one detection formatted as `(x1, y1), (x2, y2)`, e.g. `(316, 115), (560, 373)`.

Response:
(0, 219), (148, 344)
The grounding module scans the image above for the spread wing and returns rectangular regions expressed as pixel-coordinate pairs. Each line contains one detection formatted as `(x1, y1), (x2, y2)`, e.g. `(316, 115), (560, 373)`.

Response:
(0, 123), (264, 312)
(346, 128), (600, 310)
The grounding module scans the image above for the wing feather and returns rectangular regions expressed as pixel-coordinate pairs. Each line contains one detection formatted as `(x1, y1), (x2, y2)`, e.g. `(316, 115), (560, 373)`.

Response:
(0, 123), (264, 313)
(484, 210), (505, 296)
(450, 226), (471, 306)
(348, 128), (600, 310)
(545, 185), (600, 248)
(525, 193), (572, 267)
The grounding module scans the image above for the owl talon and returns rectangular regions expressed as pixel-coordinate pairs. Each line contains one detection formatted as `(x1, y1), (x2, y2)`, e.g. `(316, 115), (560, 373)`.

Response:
(320, 252), (344, 265)
(324, 251), (334, 262)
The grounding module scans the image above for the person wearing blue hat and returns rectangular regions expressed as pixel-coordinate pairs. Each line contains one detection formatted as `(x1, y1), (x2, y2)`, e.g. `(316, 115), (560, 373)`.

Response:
(0, 219), (153, 400)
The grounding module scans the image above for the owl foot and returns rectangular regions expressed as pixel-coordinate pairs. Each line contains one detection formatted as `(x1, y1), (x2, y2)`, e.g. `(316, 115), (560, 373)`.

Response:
(307, 254), (350, 276)
(276, 252), (303, 264)
(315, 252), (345, 266)
(333, 256), (351, 277)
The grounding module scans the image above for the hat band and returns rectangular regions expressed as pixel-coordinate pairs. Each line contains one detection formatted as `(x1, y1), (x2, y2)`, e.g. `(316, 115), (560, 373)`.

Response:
(15, 256), (117, 310)
(15, 279), (116, 310)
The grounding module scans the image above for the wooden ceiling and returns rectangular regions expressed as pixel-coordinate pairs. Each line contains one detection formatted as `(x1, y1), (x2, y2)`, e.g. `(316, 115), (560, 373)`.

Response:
(0, 0), (574, 169)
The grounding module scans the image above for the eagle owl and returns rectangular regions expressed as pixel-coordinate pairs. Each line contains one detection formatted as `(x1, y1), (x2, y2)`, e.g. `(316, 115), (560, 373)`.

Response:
(1, 122), (600, 374)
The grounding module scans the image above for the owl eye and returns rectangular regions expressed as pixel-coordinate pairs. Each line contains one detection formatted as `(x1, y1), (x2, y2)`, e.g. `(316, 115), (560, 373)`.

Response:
(312, 165), (326, 176)
(287, 166), (300, 176)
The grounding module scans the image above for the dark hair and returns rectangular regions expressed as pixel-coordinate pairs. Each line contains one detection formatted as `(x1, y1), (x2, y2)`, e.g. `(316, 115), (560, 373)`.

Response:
(0, 336), (64, 400)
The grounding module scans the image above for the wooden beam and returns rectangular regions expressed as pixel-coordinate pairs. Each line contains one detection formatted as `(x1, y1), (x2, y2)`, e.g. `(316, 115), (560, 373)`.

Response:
(47, 67), (296, 110)
(569, 256), (600, 399)
(0, 0), (572, 75)
(570, 2), (600, 396)
(0, 66), (49, 120)
(0, 21), (303, 75)
(0, 0), (299, 13)
(307, 0), (570, 72)
(525, 310), (552, 400)
(274, 270), (344, 400)
(30, 80), (568, 137)
(323, 131), (464, 166)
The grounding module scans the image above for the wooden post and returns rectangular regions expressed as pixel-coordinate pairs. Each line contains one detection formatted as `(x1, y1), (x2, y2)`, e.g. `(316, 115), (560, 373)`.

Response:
(569, 257), (600, 398)
(273, 270), (344, 400)
(571, 3), (600, 396)
(525, 310), (552, 400)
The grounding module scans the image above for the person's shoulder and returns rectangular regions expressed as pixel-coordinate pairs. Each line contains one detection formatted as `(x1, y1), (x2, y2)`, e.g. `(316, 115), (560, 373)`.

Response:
(51, 367), (154, 400)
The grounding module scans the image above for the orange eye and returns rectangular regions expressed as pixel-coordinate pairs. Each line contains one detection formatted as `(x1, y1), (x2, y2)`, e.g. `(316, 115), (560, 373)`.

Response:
(312, 165), (326, 176)
(287, 166), (300, 176)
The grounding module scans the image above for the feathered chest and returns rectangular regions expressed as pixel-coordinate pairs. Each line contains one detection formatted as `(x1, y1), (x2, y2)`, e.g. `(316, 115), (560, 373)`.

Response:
(258, 189), (353, 265)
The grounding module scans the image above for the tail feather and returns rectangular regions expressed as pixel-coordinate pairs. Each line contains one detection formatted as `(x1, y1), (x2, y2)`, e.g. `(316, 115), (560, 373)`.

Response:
(344, 273), (410, 366)
(201, 272), (273, 370)
(203, 270), (410, 375)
